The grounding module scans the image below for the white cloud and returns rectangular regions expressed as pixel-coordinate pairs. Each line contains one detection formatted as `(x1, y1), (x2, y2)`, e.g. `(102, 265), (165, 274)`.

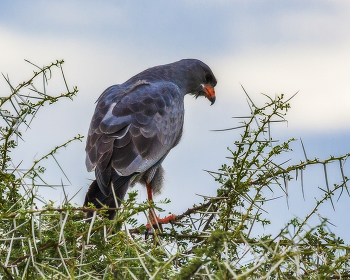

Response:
(214, 43), (350, 132)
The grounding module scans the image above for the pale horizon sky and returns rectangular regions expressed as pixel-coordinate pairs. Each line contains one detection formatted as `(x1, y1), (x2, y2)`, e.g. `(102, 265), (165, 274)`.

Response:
(1, 0), (350, 241)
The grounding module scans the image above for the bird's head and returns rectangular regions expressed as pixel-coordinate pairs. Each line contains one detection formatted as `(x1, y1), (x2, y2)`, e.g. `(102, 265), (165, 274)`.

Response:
(196, 72), (217, 105)
(181, 59), (217, 105)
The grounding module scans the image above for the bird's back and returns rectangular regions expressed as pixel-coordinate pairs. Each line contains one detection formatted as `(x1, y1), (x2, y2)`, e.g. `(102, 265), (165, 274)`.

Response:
(85, 78), (185, 201)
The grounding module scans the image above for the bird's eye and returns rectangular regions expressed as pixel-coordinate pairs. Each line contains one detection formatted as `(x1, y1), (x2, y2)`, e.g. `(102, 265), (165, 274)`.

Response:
(205, 74), (212, 84)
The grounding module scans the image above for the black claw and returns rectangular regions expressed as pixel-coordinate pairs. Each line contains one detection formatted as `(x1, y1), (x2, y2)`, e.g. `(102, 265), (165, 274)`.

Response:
(145, 228), (150, 240)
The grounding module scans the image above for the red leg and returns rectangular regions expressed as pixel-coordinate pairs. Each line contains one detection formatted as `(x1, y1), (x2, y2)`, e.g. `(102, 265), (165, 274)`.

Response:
(147, 182), (153, 201)
(146, 183), (157, 227)
(146, 183), (175, 229)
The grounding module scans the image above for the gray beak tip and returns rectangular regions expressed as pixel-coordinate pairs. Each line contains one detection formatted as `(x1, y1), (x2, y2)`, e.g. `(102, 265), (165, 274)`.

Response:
(210, 96), (216, 106)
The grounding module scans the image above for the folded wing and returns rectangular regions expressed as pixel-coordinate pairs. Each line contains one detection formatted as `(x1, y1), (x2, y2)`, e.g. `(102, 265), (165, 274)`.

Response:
(85, 81), (184, 195)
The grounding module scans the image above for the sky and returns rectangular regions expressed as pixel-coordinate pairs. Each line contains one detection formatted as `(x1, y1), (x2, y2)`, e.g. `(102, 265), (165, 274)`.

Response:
(1, 0), (350, 241)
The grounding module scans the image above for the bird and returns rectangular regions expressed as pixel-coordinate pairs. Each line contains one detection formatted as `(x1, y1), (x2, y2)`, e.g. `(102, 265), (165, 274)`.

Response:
(84, 59), (217, 227)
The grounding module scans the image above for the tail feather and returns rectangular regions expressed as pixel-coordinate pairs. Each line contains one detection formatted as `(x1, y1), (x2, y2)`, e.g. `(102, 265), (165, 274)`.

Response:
(84, 172), (137, 220)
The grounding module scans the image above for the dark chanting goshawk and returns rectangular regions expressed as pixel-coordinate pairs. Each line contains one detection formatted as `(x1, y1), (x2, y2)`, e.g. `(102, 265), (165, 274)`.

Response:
(84, 59), (217, 226)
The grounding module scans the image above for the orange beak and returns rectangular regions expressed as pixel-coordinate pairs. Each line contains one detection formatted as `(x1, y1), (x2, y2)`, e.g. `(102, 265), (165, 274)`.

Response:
(204, 85), (216, 105)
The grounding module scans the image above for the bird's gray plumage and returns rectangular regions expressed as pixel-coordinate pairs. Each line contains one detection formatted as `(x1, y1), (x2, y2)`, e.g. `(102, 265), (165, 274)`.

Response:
(84, 59), (216, 219)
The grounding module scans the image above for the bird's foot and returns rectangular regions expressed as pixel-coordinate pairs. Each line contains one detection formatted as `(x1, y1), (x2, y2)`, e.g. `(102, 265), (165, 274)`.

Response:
(146, 214), (176, 229)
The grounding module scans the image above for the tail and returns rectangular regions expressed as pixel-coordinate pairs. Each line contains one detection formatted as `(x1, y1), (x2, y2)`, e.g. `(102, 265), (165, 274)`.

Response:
(83, 177), (130, 220)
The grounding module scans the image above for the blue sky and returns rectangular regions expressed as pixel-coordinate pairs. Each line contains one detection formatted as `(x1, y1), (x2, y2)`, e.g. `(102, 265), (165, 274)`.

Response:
(1, 1), (350, 240)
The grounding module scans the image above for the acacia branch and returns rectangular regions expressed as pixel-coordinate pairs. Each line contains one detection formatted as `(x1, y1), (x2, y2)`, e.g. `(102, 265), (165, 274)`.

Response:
(9, 242), (59, 266)
(0, 260), (14, 280)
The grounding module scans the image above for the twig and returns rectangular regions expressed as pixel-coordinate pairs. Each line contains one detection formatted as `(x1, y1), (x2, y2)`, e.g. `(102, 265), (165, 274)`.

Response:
(10, 242), (59, 266)
(0, 260), (14, 280)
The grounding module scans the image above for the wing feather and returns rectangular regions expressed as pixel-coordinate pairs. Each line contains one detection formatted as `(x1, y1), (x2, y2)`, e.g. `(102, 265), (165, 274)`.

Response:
(85, 80), (184, 194)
